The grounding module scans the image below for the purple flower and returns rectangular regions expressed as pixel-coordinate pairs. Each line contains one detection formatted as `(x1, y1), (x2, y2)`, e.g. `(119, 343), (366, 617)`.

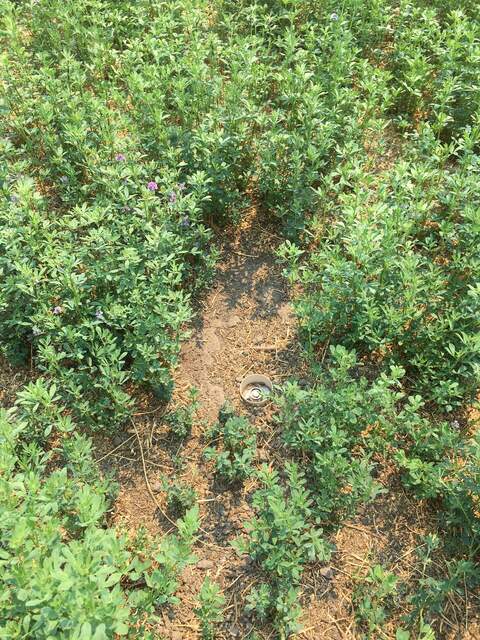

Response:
(95, 309), (104, 320)
(115, 153), (126, 162)
(147, 181), (158, 191)
(32, 326), (42, 337)
(60, 175), (68, 184)
(10, 194), (19, 203)
(330, 12), (339, 21)
(181, 216), (190, 228)
(178, 182), (186, 191)
(52, 306), (63, 315)
(169, 191), (177, 204)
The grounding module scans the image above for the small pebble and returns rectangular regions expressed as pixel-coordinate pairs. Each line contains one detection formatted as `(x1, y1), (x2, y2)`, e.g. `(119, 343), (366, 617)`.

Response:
(320, 566), (334, 579)
(197, 559), (215, 570)
(257, 447), (269, 462)
(226, 315), (240, 328)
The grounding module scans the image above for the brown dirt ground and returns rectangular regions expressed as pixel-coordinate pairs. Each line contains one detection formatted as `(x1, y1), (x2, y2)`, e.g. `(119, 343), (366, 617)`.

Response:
(0, 355), (32, 407)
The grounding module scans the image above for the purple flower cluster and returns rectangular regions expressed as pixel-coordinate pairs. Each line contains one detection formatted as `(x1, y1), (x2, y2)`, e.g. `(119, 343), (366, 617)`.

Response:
(115, 153), (126, 162)
(169, 191), (177, 204)
(52, 306), (63, 315)
(95, 309), (104, 320)
(147, 181), (158, 191)
(330, 12), (339, 21)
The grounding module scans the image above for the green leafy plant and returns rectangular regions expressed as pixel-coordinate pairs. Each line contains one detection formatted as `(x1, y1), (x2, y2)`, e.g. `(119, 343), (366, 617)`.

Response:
(234, 464), (331, 638)
(165, 479), (197, 517)
(204, 405), (257, 483)
(1, 1), (480, 637)
(353, 564), (399, 638)
(195, 577), (225, 640)
(0, 402), (199, 639)
(165, 388), (199, 440)
(275, 346), (390, 522)
(280, 128), (480, 408)
(14, 378), (74, 444)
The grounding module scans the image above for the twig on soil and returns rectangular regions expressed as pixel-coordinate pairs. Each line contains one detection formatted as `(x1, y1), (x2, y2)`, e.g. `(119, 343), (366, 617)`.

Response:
(234, 594), (239, 624)
(95, 435), (135, 463)
(133, 404), (166, 416)
(130, 418), (178, 531)
(439, 612), (456, 630)
(254, 344), (278, 351)
(320, 333), (333, 364)
(325, 614), (346, 638)
(252, 224), (283, 241)
(342, 522), (382, 538)
(225, 573), (243, 591)
(172, 622), (199, 632)
(392, 542), (426, 567)
(293, 624), (317, 637)
(342, 559), (370, 570)
(464, 573), (469, 630)
(233, 250), (258, 258)
(108, 453), (174, 471)
(241, 578), (259, 598)
(332, 566), (353, 579)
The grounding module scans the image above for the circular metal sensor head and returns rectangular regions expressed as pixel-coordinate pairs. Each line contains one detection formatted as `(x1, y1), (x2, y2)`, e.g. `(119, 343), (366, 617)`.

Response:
(239, 374), (273, 406)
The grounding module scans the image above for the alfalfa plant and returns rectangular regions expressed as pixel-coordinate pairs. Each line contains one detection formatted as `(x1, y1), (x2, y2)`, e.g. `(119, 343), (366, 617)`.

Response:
(204, 403), (257, 483)
(195, 577), (225, 640)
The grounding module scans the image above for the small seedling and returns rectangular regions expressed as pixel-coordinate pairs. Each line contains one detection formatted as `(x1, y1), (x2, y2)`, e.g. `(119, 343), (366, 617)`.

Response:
(195, 577), (225, 639)
(165, 388), (199, 439)
(204, 406), (257, 483)
(166, 480), (197, 516)
(353, 564), (398, 637)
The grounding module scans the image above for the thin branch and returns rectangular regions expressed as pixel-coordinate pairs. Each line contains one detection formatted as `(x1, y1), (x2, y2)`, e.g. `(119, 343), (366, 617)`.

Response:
(95, 435), (135, 463)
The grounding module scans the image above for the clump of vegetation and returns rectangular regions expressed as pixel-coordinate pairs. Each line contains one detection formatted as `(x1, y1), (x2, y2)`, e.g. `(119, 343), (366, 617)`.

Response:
(353, 564), (399, 637)
(234, 464), (331, 637)
(204, 403), (257, 483)
(165, 479), (197, 517)
(280, 132), (480, 408)
(0, 403), (200, 639)
(1, 0), (480, 637)
(195, 577), (225, 640)
(164, 388), (199, 440)
(276, 346), (392, 522)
